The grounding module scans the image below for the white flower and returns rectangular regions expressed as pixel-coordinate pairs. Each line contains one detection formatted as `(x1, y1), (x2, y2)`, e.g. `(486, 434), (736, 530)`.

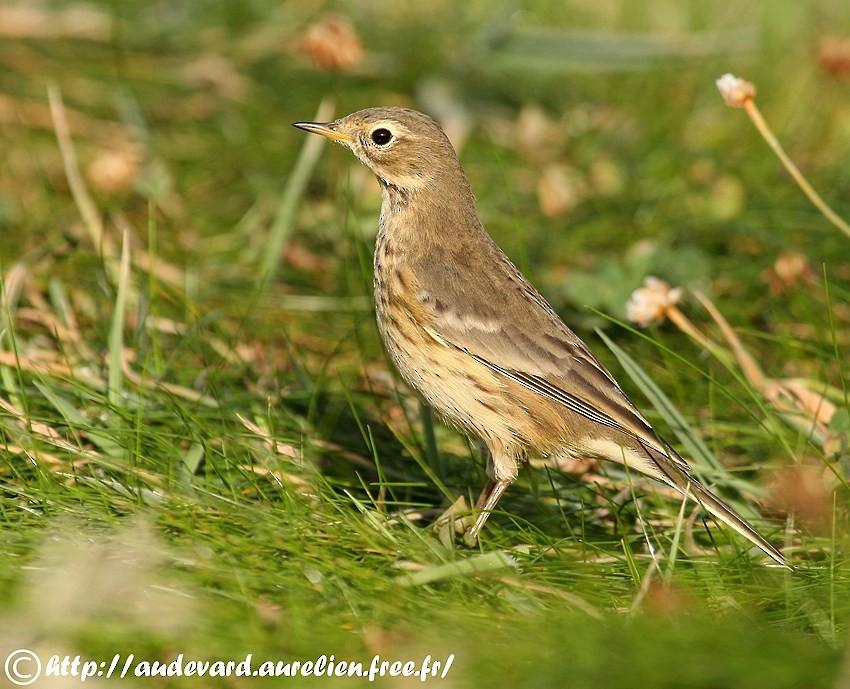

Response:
(716, 73), (756, 108)
(626, 277), (684, 327)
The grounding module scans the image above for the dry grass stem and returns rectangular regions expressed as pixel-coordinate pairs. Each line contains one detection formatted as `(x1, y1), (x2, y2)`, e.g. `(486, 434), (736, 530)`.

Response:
(47, 83), (113, 262)
(694, 292), (836, 446)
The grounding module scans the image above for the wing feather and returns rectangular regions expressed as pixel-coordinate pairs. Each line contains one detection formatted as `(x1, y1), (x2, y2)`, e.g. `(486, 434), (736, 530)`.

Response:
(412, 249), (670, 458)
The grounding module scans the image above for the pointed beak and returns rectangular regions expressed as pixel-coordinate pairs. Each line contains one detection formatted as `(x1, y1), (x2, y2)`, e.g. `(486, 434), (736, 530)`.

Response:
(292, 121), (353, 144)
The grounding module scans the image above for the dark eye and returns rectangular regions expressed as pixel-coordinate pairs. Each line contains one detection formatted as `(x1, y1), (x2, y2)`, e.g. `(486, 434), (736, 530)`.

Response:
(371, 128), (392, 146)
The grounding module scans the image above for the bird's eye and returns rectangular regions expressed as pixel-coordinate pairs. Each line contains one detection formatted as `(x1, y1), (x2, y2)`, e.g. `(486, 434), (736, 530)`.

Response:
(371, 128), (393, 146)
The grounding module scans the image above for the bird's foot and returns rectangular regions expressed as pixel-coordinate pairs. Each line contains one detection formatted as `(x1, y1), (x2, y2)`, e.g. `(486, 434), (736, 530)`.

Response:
(433, 496), (475, 548)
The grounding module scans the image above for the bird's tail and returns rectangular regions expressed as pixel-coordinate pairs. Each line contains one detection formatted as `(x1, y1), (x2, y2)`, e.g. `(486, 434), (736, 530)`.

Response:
(644, 443), (792, 570)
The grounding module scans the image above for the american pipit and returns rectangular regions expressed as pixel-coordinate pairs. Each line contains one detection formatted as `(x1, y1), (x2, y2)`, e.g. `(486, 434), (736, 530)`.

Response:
(294, 107), (791, 568)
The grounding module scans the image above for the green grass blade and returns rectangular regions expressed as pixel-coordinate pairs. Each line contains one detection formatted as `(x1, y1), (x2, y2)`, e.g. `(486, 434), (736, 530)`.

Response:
(260, 96), (336, 282)
(108, 230), (132, 408)
(597, 329), (764, 512)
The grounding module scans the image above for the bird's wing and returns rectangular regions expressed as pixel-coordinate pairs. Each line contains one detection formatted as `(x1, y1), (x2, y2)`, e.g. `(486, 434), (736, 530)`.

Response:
(410, 247), (676, 462)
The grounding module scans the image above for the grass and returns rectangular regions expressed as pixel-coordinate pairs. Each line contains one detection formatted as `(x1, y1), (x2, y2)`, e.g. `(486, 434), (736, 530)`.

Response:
(1, 0), (849, 686)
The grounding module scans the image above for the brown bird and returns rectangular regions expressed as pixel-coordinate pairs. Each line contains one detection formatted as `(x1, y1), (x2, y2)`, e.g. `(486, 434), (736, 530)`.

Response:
(294, 107), (791, 569)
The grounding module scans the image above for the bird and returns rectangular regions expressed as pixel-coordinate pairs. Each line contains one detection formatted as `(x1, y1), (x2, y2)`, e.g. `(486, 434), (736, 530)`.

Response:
(293, 106), (791, 569)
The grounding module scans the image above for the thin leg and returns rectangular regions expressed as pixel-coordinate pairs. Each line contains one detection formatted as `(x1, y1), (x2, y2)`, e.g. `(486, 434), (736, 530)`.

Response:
(463, 478), (511, 546)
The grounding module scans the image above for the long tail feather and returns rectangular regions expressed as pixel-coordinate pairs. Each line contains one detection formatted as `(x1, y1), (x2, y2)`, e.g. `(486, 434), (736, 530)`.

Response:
(644, 443), (792, 570)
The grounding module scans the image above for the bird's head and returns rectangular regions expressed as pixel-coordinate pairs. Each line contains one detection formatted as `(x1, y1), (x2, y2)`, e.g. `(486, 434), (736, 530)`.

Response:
(294, 107), (460, 192)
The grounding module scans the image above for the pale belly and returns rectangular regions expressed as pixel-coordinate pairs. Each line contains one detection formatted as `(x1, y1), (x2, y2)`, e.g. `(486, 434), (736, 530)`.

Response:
(374, 286), (533, 480)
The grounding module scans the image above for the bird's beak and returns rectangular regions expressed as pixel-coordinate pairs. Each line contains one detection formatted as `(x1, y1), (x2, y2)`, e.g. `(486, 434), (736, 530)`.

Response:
(292, 121), (353, 144)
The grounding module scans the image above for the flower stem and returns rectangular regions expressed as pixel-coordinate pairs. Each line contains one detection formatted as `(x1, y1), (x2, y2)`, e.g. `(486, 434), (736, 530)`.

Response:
(743, 98), (850, 240)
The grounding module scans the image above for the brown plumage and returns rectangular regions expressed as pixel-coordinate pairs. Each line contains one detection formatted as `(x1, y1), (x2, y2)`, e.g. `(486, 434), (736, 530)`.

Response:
(294, 107), (791, 569)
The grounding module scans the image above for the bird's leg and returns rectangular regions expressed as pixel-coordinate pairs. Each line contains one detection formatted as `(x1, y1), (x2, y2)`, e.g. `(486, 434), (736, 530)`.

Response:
(463, 478), (511, 547)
